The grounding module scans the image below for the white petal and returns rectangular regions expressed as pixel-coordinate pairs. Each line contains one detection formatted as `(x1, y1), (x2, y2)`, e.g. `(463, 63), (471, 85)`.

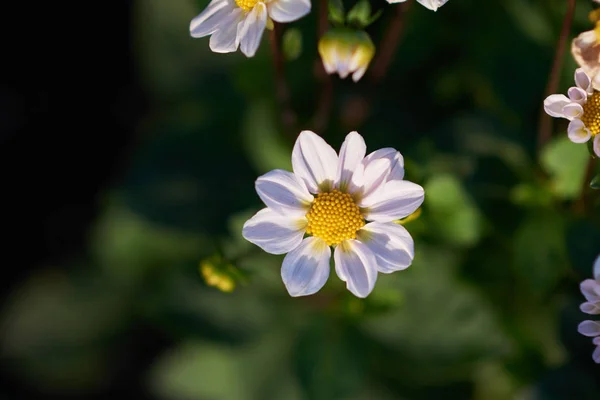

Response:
(255, 169), (314, 215)
(242, 208), (307, 254)
(237, 3), (267, 58)
(281, 237), (331, 297)
(268, 0), (311, 23)
(568, 87), (588, 105)
(594, 337), (600, 346)
(580, 301), (600, 315)
(594, 135), (600, 158)
(362, 180), (425, 222)
(334, 240), (378, 298)
(593, 346), (600, 363)
(578, 320), (600, 337)
(575, 68), (593, 94)
(359, 158), (390, 204)
(357, 222), (414, 273)
(581, 279), (600, 302)
(364, 148), (405, 181)
(416, 0), (449, 11)
(336, 131), (366, 193)
(190, 0), (235, 38)
(562, 102), (584, 120)
(543, 94), (571, 118)
(567, 119), (592, 143)
(209, 8), (243, 53)
(386, 0), (408, 3)
(594, 254), (600, 280)
(352, 66), (368, 82)
(292, 130), (339, 193)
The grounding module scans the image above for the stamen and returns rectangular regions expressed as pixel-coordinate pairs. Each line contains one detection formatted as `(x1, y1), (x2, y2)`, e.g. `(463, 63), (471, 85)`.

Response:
(235, 0), (259, 12)
(582, 92), (600, 136)
(305, 189), (365, 246)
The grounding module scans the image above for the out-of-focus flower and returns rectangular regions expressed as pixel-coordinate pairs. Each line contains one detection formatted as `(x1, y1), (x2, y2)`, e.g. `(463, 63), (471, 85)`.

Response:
(387, 0), (449, 11)
(572, 9), (600, 90)
(318, 29), (375, 82)
(543, 68), (600, 157)
(242, 131), (424, 298)
(189, 0), (311, 57)
(200, 256), (240, 292)
(578, 320), (600, 363)
(580, 255), (600, 314)
(578, 255), (600, 363)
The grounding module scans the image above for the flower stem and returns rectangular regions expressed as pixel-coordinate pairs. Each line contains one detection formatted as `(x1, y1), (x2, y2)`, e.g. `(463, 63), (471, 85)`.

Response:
(573, 158), (597, 215)
(312, 0), (334, 133)
(368, 1), (412, 83)
(537, 0), (576, 150)
(269, 23), (297, 138)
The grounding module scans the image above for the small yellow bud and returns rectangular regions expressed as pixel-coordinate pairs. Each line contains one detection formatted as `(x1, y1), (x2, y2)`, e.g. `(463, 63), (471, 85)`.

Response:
(199, 257), (237, 293)
(318, 29), (375, 83)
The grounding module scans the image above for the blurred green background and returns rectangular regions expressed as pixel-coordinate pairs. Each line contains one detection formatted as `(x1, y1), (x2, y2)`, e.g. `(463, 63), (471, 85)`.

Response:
(2, 0), (600, 399)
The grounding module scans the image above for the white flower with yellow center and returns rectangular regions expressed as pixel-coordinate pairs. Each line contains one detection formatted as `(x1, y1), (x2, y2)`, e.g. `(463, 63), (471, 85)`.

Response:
(189, 0), (311, 57)
(242, 131), (424, 298)
(318, 29), (375, 82)
(387, 0), (449, 11)
(578, 255), (600, 363)
(543, 68), (600, 157)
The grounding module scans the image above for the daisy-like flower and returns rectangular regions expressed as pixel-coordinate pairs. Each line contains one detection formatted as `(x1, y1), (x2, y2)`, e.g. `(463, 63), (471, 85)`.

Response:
(543, 68), (600, 157)
(579, 255), (600, 315)
(577, 255), (600, 363)
(189, 0), (311, 57)
(387, 0), (449, 11)
(318, 29), (375, 82)
(242, 131), (424, 298)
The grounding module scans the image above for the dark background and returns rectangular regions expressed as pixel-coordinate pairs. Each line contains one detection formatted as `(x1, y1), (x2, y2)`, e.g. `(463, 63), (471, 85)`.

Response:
(1, 0), (600, 399)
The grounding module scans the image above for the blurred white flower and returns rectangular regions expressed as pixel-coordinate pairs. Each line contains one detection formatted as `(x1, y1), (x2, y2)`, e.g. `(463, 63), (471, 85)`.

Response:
(318, 29), (375, 82)
(189, 0), (310, 57)
(578, 320), (600, 363)
(578, 255), (600, 363)
(543, 68), (600, 157)
(387, 0), (449, 11)
(242, 131), (424, 298)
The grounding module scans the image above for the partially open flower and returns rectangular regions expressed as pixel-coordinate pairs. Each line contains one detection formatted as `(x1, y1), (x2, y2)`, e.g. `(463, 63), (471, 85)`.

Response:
(190, 0), (311, 57)
(318, 29), (375, 82)
(571, 10), (600, 90)
(543, 68), (600, 157)
(387, 0), (449, 11)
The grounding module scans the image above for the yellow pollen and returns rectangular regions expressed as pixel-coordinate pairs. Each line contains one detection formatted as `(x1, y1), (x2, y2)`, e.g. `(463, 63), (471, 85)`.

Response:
(305, 189), (365, 246)
(581, 92), (600, 136)
(235, 0), (259, 12)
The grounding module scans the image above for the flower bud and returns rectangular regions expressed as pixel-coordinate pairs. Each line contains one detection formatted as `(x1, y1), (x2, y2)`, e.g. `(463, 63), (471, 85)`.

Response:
(318, 29), (375, 83)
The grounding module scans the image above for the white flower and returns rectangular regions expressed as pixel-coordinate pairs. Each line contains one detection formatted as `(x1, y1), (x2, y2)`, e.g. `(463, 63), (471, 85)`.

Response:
(189, 0), (311, 57)
(578, 255), (600, 363)
(386, 0), (449, 11)
(318, 29), (375, 82)
(580, 255), (600, 315)
(578, 321), (600, 363)
(543, 68), (600, 157)
(242, 131), (424, 298)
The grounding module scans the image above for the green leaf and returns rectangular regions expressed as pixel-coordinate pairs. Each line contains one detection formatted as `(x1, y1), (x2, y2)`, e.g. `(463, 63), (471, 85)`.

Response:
(346, 0), (372, 29)
(540, 136), (589, 199)
(328, 0), (345, 26)
(590, 172), (600, 189)
(241, 99), (292, 173)
(282, 28), (303, 61)
(513, 212), (567, 297)
(424, 174), (485, 246)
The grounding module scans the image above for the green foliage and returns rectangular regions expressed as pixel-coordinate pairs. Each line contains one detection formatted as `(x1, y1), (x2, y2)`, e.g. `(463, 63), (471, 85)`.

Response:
(541, 136), (590, 200)
(282, 28), (303, 61)
(4, 0), (600, 399)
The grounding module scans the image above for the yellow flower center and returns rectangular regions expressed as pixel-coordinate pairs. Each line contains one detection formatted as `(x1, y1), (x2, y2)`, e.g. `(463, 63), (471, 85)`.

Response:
(235, 0), (259, 12)
(582, 92), (600, 136)
(305, 189), (365, 246)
